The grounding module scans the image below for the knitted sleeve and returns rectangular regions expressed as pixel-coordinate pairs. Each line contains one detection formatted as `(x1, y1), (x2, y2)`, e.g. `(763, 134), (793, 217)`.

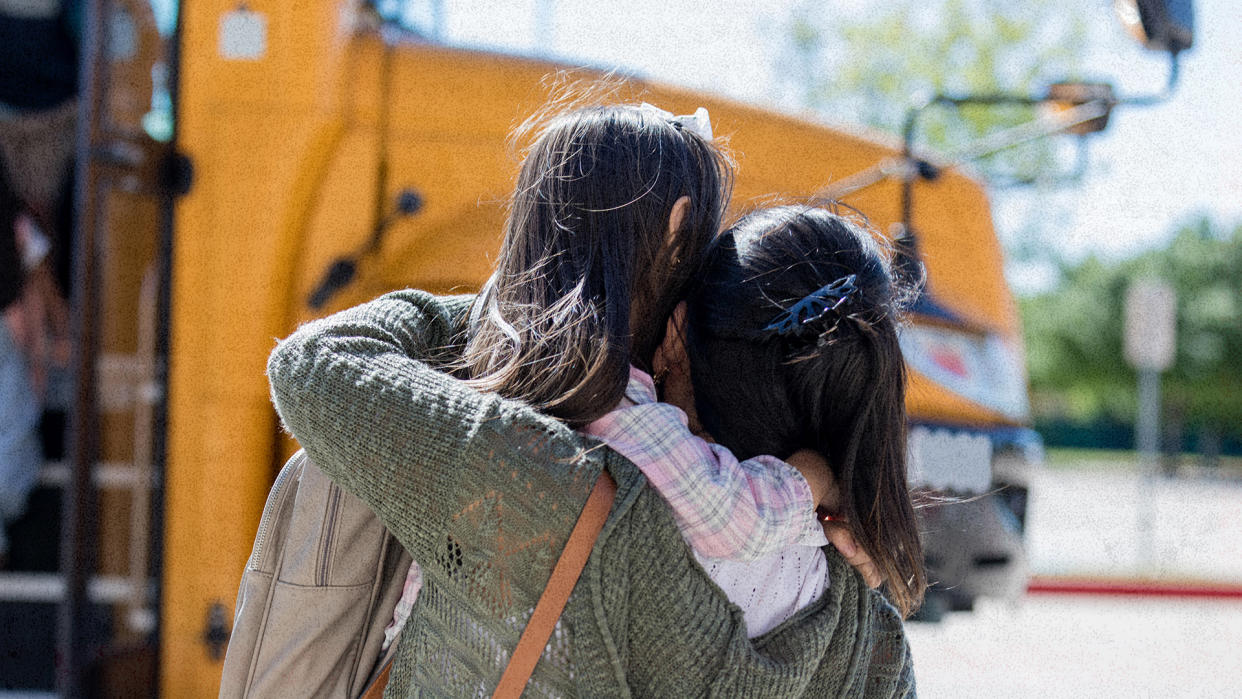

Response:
(861, 597), (918, 698)
(267, 290), (603, 621)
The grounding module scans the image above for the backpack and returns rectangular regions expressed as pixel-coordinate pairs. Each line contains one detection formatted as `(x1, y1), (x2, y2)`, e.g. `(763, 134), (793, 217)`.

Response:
(219, 450), (411, 698)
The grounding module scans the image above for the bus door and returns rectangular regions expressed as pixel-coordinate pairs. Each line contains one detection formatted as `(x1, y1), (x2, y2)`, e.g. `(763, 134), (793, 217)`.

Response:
(0, 0), (182, 694)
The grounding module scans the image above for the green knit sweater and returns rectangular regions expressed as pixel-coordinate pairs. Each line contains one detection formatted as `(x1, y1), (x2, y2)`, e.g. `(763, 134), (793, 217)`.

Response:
(267, 290), (916, 698)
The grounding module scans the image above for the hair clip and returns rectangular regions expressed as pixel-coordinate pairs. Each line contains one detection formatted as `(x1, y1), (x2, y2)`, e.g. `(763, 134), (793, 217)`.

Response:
(763, 274), (859, 336)
(639, 102), (714, 141)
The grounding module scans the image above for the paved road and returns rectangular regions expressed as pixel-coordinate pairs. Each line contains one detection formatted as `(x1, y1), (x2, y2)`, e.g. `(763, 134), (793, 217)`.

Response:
(907, 594), (1242, 698)
(907, 466), (1242, 697)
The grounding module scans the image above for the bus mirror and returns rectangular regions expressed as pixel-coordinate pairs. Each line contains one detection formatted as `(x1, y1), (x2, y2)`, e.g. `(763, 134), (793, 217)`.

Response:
(1044, 82), (1116, 135)
(1114, 0), (1194, 53)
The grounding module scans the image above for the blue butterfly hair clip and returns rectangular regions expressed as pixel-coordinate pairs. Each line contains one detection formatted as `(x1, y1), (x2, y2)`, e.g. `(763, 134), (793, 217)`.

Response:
(763, 274), (859, 336)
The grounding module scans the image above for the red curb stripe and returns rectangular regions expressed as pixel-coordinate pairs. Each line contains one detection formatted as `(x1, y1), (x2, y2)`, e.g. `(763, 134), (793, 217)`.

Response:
(1027, 577), (1242, 599)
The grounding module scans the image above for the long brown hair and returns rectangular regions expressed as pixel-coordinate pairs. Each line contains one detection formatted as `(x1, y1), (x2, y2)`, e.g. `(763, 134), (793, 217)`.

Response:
(683, 205), (926, 616)
(463, 100), (732, 426)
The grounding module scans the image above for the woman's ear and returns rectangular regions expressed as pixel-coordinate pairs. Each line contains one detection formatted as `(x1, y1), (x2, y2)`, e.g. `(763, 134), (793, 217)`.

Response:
(667, 195), (691, 235)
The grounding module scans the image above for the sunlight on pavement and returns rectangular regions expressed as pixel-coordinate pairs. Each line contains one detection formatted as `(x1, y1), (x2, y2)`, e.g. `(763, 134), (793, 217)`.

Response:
(908, 594), (1242, 698)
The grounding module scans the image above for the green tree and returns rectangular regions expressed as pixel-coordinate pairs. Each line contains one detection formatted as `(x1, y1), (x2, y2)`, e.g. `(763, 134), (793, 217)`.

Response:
(781, 0), (1088, 184)
(1021, 217), (1242, 440)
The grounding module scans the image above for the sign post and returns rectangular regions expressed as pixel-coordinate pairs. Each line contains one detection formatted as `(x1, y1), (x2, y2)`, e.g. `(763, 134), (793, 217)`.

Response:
(1123, 278), (1177, 569)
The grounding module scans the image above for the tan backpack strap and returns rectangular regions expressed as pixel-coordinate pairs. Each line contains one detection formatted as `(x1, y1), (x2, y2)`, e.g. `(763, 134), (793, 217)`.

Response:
(492, 469), (617, 698)
(357, 470), (617, 699)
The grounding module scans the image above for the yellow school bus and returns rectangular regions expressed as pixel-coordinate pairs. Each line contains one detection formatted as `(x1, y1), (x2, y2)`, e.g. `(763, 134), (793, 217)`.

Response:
(5, 0), (1123, 693)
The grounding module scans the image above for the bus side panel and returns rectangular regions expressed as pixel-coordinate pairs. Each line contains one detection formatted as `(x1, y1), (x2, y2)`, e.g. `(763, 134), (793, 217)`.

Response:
(162, 2), (366, 694)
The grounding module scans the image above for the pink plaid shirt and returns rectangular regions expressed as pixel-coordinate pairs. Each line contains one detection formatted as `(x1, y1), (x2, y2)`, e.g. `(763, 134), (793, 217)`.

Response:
(384, 366), (823, 648)
(584, 366), (824, 558)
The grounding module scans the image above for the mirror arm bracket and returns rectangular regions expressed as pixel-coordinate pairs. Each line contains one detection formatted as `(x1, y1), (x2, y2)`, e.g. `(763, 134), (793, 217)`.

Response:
(1117, 49), (1182, 107)
(900, 92), (1049, 236)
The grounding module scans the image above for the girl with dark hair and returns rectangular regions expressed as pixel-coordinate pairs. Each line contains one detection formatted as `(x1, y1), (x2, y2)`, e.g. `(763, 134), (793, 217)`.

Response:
(675, 205), (925, 617)
(573, 204), (925, 640)
(266, 101), (916, 695)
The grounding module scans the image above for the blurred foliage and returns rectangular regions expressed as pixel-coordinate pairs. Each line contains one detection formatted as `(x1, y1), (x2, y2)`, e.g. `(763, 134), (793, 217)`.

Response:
(781, 0), (1088, 184)
(781, 2), (1237, 450)
(1021, 217), (1242, 438)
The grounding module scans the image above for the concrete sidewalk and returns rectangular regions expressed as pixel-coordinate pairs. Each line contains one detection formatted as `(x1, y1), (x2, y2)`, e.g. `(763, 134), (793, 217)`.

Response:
(909, 465), (1242, 697)
(1025, 466), (1242, 584)
(908, 594), (1242, 698)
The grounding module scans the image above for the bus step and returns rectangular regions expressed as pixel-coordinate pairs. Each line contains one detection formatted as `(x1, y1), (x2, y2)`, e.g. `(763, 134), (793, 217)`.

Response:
(0, 572), (148, 604)
(36, 461), (142, 490)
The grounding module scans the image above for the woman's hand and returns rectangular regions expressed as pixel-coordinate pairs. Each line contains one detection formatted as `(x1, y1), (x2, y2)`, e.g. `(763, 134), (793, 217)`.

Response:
(821, 519), (882, 589)
(785, 449), (882, 589)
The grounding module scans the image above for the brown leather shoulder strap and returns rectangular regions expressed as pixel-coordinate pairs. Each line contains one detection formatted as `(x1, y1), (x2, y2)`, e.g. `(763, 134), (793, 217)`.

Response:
(492, 469), (617, 698)
(359, 470), (617, 699)
(358, 657), (392, 699)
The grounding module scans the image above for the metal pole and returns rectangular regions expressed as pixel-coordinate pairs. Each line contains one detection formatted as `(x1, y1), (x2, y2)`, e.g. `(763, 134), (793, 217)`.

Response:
(60, 0), (107, 693)
(1136, 369), (1161, 461)
(899, 107), (919, 233)
(825, 99), (1108, 208)
(1136, 368), (1160, 568)
(148, 2), (188, 690)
